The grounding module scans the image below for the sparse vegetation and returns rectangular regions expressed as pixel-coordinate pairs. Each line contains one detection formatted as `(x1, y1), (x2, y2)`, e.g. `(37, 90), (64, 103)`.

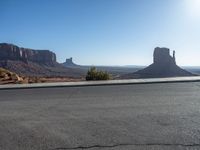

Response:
(86, 67), (111, 81)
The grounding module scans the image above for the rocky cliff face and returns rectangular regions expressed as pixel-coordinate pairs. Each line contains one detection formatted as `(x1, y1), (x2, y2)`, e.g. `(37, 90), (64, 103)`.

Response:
(0, 43), (56, 65)
(0, 43), (85, 78)
(153, 47), (176, 65)
(121, 47), (194, 79)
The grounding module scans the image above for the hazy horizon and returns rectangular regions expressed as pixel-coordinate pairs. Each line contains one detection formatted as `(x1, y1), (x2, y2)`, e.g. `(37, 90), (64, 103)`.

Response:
(1, 0), (200, 66)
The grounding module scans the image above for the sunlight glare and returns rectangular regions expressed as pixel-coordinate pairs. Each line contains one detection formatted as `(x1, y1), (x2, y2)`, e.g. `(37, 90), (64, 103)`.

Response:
(185, 0), (200, 18)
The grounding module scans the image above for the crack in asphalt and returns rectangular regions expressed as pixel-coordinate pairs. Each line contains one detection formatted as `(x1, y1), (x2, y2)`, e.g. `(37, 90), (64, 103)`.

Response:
(52, 143), (200, 150)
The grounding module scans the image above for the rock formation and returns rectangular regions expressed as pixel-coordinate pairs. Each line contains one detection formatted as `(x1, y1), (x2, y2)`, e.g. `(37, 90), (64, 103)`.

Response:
(0, 43), (85, 78)
(153, 47), (176, 65)
(62, 57), (78, 67)
(0, 67), (23, 84)
(0, 43), (56, 66)
(122, 47), (194, 78)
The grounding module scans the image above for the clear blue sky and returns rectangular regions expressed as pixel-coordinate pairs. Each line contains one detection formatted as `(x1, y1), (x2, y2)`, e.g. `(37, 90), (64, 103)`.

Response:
(1, 0), (200, 66)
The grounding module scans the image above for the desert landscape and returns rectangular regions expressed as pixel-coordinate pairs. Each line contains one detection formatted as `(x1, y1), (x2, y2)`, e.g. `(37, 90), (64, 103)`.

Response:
(0, 43), (198, 84)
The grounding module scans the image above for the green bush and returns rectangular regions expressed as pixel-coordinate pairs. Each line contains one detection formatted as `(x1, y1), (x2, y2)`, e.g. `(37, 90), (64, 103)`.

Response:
(86, 67), (111, 81)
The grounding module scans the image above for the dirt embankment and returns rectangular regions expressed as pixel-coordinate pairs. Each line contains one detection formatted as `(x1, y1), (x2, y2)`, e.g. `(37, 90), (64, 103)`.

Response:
(0, 67), (83, 85)
(0, 68), (23, 84)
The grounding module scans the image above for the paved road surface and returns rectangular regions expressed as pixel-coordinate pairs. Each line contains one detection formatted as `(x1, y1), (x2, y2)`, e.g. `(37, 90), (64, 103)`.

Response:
(0, 82), (200, 150)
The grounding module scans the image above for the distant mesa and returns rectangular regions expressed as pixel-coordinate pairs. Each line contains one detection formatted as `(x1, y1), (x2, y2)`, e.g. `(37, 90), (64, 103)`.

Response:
(122, 47), (194, 78)
(0, 43), (195, 79)
(0, 67), (23, 84)
(62, 57), (78, 67)
(0, 43), (85, 78)
(0, 43), (56, 66)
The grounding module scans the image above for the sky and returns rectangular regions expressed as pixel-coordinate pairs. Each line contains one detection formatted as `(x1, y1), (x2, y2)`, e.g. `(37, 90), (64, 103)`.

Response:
(0, 0), (200, 66)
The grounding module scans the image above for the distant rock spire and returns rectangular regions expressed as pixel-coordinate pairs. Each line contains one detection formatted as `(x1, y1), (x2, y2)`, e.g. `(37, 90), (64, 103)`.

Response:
(66, 57), (73, 63)
(173, 50), (176, 64)
(63, 57), (77, 67)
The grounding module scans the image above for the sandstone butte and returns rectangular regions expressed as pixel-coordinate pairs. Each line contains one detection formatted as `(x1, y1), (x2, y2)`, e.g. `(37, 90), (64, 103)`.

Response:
(122, 47), (194, 79)
(0, 43), (195, 81)
(0, 43), (85, 78)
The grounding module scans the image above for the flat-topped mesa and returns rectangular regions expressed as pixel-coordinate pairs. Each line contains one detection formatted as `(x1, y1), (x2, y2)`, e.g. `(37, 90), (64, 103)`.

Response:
(0, 43), (56, 65)
(121, 47), (193, 79)
(62, 57), (78, 67)
(153, 47), (176, 65)
(66, 57), (73, 64)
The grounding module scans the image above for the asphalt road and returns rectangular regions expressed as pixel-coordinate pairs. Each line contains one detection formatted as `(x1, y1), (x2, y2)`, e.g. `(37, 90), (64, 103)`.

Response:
(1, 82), (200, 150)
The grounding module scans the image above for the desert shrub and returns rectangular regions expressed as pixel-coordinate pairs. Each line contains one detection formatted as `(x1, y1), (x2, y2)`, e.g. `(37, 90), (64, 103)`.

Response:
(86, 67), (111, 81)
